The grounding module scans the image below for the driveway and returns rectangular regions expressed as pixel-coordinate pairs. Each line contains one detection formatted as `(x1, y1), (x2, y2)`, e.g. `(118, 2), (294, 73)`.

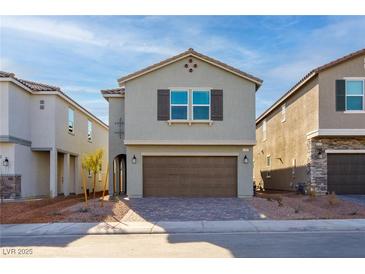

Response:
(339, 195), (365, 207)
(123, 198), (260, 222)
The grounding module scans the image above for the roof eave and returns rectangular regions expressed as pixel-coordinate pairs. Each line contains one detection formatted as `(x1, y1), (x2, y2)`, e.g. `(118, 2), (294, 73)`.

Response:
(117, 50), (263, 87)
(256, 71), (317, 125)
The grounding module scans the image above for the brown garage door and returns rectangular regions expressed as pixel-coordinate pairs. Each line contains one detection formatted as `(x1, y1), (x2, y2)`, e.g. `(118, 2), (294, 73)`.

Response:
(327, 153), (365, 194)
(143, 156), (237, 197)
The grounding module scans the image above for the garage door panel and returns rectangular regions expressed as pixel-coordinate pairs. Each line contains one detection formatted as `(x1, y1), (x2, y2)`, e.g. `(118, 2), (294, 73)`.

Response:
(327, 153), (365, 194)
(143, 156), (237, 197)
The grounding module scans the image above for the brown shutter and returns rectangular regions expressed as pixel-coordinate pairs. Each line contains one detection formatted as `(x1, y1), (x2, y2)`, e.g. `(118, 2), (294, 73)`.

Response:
(336, 80), (346, 111)
(211, 89), (223, 121)
(157, 89), (170, 120)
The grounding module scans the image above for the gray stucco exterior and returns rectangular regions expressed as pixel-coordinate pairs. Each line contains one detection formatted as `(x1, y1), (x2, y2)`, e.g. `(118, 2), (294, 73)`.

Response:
(124, 57), (256, 143)
(104, 50), (261, 198)
(0, 78), (109, 199)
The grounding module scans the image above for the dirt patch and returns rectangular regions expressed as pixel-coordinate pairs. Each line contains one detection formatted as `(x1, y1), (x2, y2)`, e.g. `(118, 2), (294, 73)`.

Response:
(0, 193), (130, 224)
(249, 192), (365, 220)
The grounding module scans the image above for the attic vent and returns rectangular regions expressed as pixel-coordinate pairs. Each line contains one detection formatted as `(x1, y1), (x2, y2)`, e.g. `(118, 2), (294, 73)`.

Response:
(184, 58), (198, 73)
(40, 100), (45, 110)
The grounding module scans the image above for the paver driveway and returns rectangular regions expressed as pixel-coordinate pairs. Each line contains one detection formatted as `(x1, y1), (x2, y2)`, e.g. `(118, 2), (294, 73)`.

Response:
(123, 198), (260, 222)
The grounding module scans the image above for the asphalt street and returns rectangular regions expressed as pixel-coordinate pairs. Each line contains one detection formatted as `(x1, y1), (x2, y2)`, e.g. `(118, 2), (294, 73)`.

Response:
(1, 231), (365, 258)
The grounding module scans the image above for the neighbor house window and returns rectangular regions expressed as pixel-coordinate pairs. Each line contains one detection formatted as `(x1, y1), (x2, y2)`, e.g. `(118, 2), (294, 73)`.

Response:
(266, 155), (271, 167)
(192, 90), (210, 120)
(281, 103), (286, 122)
(170, 90), (188, 120)
(68, 108), (75, 134)
(266, 155), (271, 178)
(346, 80), (364, 111)
(87, 121), (93, 142)
(262, 120), (267, 141)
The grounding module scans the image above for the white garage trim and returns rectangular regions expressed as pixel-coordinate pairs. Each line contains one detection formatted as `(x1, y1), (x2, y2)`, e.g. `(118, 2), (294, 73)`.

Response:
(326, 149), (365, 154)
(141, 152), (240, 156)
(124, 139), (256, 145)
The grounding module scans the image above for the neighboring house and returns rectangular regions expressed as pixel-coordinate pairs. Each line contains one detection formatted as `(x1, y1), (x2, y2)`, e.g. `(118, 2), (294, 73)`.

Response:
(254, 48), (365, 195)
(102, 48), (262, 198)
(0, 71), (108, 198)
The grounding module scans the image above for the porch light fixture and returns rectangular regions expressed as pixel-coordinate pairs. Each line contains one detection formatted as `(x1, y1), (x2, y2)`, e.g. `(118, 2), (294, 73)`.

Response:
(243, 155), (249, 164)
(3, 157), (9, 167)
(132, 155), (137, 164)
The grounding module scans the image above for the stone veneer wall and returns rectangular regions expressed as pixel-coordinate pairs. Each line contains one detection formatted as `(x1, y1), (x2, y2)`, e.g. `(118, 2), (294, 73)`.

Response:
(0, 175), (21, 199)
(307, 137), (365, 194)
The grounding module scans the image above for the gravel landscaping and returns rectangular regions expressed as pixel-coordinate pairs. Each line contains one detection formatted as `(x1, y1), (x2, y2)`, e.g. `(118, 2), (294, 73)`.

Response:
(0, 193), (130, 224)
(2, 191), (365, 224)
(249, 192), (365, 220)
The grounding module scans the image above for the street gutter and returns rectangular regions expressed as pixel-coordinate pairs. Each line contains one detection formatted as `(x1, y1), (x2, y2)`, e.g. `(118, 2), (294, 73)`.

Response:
(1, 219), (365, 236)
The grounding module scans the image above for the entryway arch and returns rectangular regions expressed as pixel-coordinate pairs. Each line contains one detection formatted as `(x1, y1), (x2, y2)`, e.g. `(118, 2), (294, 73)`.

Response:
(112, 154), (126, 195)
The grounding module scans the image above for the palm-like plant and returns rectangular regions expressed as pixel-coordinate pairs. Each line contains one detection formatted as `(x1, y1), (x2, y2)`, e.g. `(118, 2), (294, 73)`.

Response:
(82, 149), (104, 199)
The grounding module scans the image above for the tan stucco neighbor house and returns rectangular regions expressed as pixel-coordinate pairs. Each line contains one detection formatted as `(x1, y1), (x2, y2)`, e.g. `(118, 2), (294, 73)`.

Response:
(102, 48), (262, 198)
(254, 48), (365, 195)
(0, 71), (108, 199)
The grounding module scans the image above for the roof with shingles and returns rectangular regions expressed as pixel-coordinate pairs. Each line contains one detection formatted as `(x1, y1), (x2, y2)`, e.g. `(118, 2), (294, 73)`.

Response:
(256, 48), (365, 125)
(100, 87), (125, 95)
(0, 71), (60, 91)
(0, 71), (108, 128)
(117, 48), (263, 88)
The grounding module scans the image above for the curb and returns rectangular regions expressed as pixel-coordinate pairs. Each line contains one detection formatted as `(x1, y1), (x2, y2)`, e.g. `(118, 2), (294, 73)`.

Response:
(1, 219), (365, 236)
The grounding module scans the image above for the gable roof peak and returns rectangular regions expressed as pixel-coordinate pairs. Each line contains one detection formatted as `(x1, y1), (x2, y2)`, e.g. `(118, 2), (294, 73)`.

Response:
(117, 48), (263, 89)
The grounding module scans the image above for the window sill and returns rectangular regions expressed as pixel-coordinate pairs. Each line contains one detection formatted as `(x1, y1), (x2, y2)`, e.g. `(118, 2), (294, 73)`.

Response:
(344, 110), (365, 114)
(167, 120), (213, 126)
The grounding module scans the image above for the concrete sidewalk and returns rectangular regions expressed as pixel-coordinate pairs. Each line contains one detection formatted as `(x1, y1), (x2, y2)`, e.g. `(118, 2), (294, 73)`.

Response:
(1, 219), (365, 236)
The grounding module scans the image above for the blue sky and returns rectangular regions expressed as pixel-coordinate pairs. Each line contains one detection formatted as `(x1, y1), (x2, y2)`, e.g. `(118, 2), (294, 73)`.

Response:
(1, 16), (365, 123)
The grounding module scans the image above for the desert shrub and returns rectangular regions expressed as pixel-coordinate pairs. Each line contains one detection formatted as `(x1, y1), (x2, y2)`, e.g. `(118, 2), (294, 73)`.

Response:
(79, 207), (89, 213)
(307, 187), (317, 199)
(275, 196), (284, 207)
(349, 210), (358, 216)
(264, 194), (283, 207)
(49, 211), (62, 216)
(328, 191), (339, 206)
(294, 203), (302, 214)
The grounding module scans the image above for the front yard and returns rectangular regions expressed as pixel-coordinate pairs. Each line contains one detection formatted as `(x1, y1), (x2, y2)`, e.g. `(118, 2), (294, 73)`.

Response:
(249, 191), (365, 220)
(1, 191), (365, 224)
(0, 193), (130, 224)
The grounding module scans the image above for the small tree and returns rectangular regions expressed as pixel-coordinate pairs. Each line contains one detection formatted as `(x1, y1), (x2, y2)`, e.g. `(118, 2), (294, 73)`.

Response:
(82, 149), (104, 200)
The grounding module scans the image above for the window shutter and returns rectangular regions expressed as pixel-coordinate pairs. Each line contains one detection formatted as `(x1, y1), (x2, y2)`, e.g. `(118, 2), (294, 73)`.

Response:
(211, 89), (223, 121)
(157, 89), (170, 120)
(336, 80), (346, 111)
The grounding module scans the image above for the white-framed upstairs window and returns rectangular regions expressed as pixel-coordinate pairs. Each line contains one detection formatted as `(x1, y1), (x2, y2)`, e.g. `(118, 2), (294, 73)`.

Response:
(68, 108), (75, 134)
(262, 120), (267, 141)
(346, 80), (364, 111)
(281, 103), (286, 122)
(170, 90), (189, 120)
(87, 120), (93, 142)
(192, 90), (210, 120)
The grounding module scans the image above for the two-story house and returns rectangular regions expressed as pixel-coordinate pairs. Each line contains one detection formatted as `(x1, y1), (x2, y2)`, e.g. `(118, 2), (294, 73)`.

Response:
(254, 48), (365, 195)
(102, 48), (262, 198)
(0, 71), (108, 198)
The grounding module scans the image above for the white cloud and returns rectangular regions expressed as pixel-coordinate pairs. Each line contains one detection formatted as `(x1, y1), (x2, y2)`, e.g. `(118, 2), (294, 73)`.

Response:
(266, 17), (365, 82)
(1, 16), (107, 46)
(63, 85), (101, 94)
